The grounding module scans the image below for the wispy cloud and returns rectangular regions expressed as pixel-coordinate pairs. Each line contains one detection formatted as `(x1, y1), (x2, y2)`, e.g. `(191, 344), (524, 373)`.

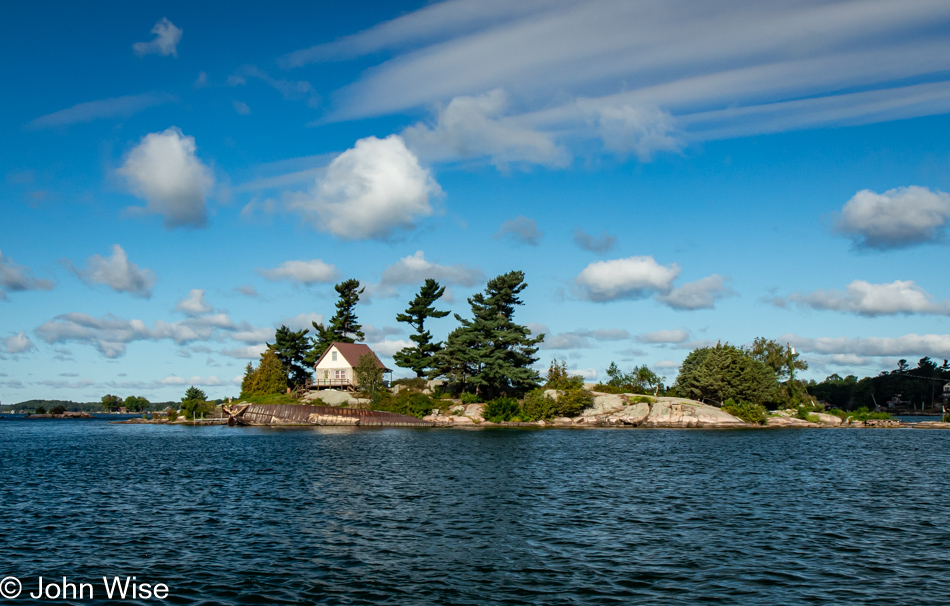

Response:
(25, 92), (175, 130)
(133, 17), (183, 57)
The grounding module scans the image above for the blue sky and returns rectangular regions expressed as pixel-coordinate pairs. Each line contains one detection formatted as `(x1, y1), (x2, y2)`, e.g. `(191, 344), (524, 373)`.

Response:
(3, 0), (950, 403)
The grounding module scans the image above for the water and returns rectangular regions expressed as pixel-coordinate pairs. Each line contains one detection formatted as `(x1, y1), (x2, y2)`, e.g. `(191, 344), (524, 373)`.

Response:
(1, 417), (949, 604)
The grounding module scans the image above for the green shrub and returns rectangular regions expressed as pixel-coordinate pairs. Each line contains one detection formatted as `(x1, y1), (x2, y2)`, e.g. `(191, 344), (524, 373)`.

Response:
(50, 405), (67, 415)
(827, 408), (848, 420)
(845, 407), (892, 422)
(35, 406), (47, 414)
(629, 395), (654, 404)
(483, 396), (521, 423)
(520, 388), (594, 421)
(460, 392), (481, 405)
(371, 391), (437, 419)
(592, 383), (646, 395)
(168, 410), (179, 422)
(722, 398), (769, 425)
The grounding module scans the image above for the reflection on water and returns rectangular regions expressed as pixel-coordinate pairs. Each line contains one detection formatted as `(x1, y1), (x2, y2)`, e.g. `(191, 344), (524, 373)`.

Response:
(1, 419), (949, 604)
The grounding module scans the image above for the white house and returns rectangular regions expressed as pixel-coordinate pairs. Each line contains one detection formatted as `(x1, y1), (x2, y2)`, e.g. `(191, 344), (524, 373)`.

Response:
(312, 342), (391, 390)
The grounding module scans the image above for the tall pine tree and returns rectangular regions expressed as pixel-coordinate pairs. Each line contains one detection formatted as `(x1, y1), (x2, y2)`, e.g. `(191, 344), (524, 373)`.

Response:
(431, 271), (543, 399)
(394, 279), (451, 377)
(305, 279), (366, 365)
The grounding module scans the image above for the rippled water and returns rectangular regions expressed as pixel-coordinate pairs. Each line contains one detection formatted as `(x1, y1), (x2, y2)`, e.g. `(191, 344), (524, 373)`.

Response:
(1, 416), (949, 604)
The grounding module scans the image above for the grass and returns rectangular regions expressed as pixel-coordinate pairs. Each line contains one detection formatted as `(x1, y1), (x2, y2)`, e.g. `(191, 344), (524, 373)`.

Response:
(236, 393), (300, 405)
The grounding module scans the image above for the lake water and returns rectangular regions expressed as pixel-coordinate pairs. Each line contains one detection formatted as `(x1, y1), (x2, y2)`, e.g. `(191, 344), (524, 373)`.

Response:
(1, 416), (949, 604)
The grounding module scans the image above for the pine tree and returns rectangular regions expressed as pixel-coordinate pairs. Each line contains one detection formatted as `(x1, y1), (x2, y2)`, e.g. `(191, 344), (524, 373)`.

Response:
(394, 279), (451, 377)
(328, 278), (365, 342)
(433, 271), (543, 399)
(305, 279), (365, 364)
(428, 326), (479, 391)
(251, 347), (288, 395)
(240, 362), (255, 396)
(269, 325), (312, 388)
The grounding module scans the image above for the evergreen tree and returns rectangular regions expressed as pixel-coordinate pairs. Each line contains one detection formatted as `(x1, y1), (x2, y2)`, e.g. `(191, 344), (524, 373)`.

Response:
(240, 362), (255, 395)
(675, 343), (778, 406)
(181, 386), (211, 420)
(269, 325), (312, 388)
(394, 278), (451, 377)
(305, 279), (365, 364)
(433, 271), (543, 399)
(428, 326), (479, 391)
(241, 347), (288, 396)
(328, 278), (365, 342)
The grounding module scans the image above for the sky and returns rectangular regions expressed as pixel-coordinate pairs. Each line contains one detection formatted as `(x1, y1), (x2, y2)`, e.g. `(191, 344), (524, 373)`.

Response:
(3, 0), (950, 404)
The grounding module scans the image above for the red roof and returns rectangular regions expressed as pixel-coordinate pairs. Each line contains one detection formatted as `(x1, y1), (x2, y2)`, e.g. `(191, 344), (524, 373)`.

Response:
(314, 342), (391, 372)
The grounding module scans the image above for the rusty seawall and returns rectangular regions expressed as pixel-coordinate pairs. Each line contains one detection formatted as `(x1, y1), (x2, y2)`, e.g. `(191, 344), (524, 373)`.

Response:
(228, 404), (434, 427)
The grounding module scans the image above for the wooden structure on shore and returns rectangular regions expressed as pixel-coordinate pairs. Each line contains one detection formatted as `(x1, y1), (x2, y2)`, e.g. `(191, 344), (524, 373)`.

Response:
(224, 403), (432, 427)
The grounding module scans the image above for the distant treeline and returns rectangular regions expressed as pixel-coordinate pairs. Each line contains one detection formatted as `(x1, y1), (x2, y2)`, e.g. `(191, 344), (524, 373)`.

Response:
(3, 399), (178, 413)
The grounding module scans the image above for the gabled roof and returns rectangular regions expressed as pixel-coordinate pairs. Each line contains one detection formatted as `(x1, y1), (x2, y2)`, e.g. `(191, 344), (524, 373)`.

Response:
(314, 342), (391, 372)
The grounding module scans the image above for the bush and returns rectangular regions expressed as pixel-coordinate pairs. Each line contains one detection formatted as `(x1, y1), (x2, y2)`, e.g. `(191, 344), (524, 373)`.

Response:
(845, 407), (892, 422)
(592, 383), (646, 395)
(168, 410), (179, 422)
(371, 391), (437, 419)
(35, 406), (47, 414)
(460, 392), (481, 405)
(827, 408), (848, 420)
(520, 388), (594, 421)
(50, 405), (67, 415)
(483, 396), (521, 423)
(722, 398), (769, 425)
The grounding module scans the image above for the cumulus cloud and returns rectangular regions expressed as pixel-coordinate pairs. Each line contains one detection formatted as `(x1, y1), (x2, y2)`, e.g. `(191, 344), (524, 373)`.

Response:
(119, 127), (215, 229)
(366, 338), (414, 358)
(2, 331), (36, 354)
(573, 229), (616, 253)
(176, 289), (213, 316)
(256, 259), (340, 285)
(494, 215), (542, 246)
(133, 17), (183, 57)
(592, 103), (682, 160)
(34, 312), (249, 358)
(25, 92), (175, 129)
(222, 344), (269, 359)
(652, 360), (681, 373)
(402, 89), (569, 168)
(781, 279), (950, 317)
(67, 244), (156, 299)
(658, 274), (732, 310)
(783, 332), (950, 359)
(638, 329), (690, 344)
(575, 256), (729, 310)
(0, 250), (54, 296)
(575, 256), (679, 302)
(367, 250), (483, 298)
(287, 135), (441, 240)
(834, 186), (950, 249)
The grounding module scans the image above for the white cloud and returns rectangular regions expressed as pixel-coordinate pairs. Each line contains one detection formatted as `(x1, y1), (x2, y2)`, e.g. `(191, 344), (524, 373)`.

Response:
(2, 331), (36, 354)
(68, 244), (156, 299)
(119, 127), (215, 229)
(228, 65), (320, 108)
(653, 360), (680, 372)
(34, 312), (246, 358)
(233, 100), (251, 115)
(157, 375), (230, 387)
(367, 338), (414, 357)
(367, 250), (484, 298)
(25, 92), (175, 129)
(256, 259), (340, 285)
(593, 103), (682, 160)
(494, 215), (542, 246)
(575, 256), (679, 302)
(176, 289), (213, 316)
(658, 274), (732, 310)
(402, 89), (569, 168)
(638, 329), (690, 344)
(834, 186), (950, 249)
(287, 135), (442, 240)
(575, 257), (729, 310)
(783, 333), (950, 359)
(785, 279), (950, 316)
(289, 1), (950, 152)
(573, 229), (616, 253)
(133, 17), (183, 57)
(0, 250), (54, 295)
(282, 313), (324, 332)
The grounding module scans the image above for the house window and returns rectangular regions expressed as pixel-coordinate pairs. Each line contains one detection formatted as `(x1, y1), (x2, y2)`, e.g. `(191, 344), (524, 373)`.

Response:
(334, 370), (346, 380)
(331, 351), (338, 361)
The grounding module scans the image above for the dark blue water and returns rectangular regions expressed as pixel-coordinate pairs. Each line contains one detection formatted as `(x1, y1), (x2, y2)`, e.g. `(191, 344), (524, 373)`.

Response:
(1, 417), (949, 605)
